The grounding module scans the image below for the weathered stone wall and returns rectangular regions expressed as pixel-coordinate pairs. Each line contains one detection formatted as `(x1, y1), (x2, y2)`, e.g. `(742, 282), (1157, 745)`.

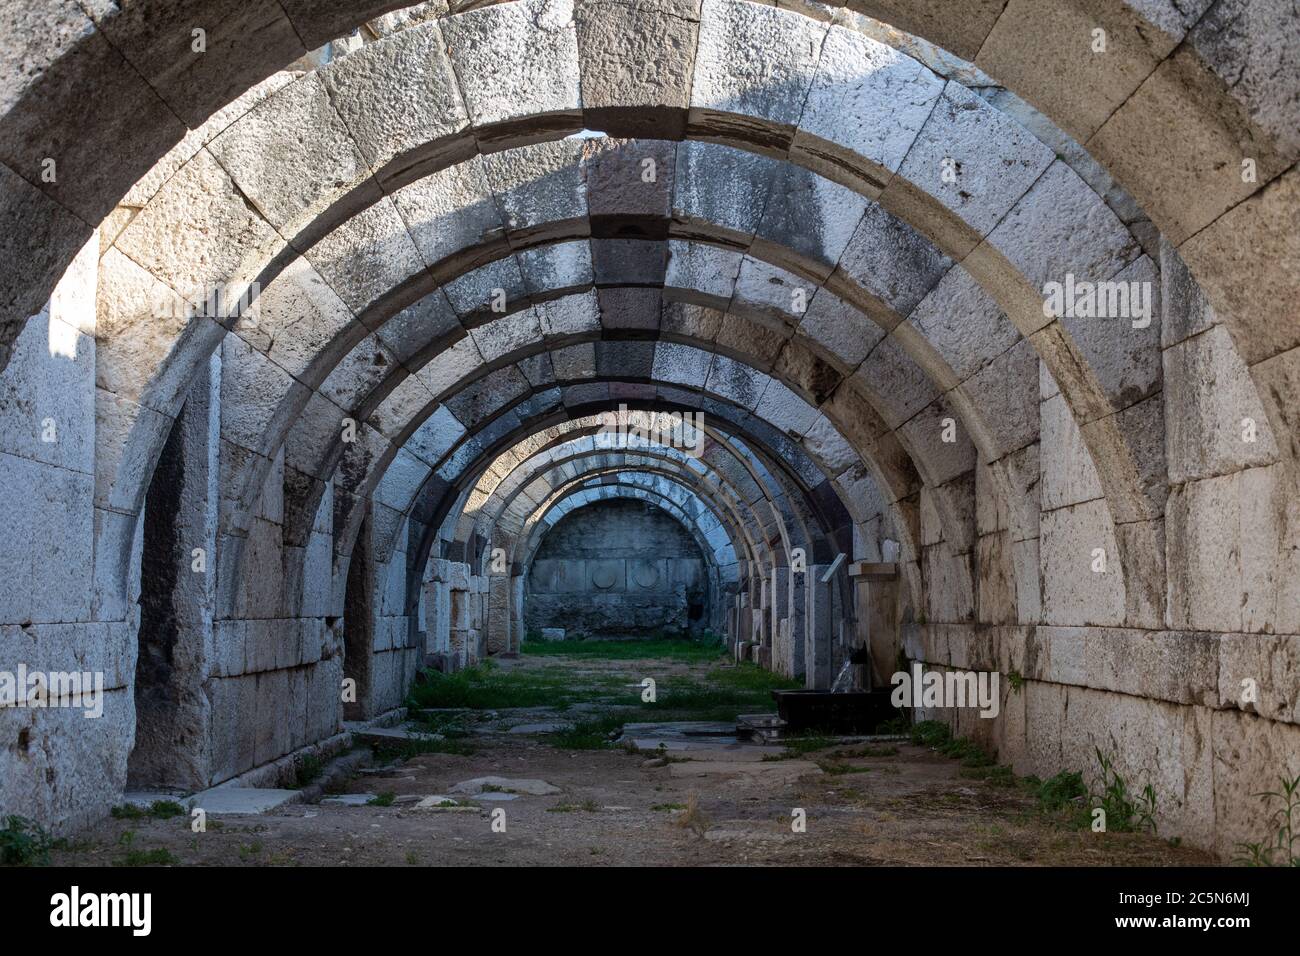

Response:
(900, 240), (1300, 856)
(526, 499), (708, 637)
(0, 238), (127, 834)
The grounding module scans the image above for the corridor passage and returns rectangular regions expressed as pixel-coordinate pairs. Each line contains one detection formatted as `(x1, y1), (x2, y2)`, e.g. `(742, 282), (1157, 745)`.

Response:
(51, 638), (1206, 867)
(2, 0), (1298, 878)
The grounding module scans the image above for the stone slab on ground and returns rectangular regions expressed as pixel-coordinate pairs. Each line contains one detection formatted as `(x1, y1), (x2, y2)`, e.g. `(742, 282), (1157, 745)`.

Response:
(353, 726), (445, 746)
(625, 735), (752, 752)
(413, 795), (481, 811)
(121, 791), (188, 808)
(621, 721), (739, 736)
(508, 721), (575, 734)
(448, 776), (561, 796)
(631, 738), (774, 761)
(540, 627), (566, 641)
(188, 786), (301, 815)
(667, 760), (823, 783)
(320, 793), (376, 806)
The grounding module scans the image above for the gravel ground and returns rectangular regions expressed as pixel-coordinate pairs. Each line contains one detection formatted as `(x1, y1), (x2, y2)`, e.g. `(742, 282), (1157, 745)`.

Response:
(52, 653), (1213, 868)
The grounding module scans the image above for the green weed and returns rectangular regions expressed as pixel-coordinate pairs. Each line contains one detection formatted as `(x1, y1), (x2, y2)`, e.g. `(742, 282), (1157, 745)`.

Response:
(1234, 774), (1299, 866)
(0, 815), (55, 866)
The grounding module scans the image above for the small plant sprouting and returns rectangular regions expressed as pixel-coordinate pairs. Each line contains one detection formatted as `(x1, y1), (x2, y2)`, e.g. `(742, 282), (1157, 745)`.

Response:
(674, 792), (710, 838)
(1090, 748), (1158, 834)
(1234, 774), (1299, 867)
(1034, 770), (1087, 817)
(293, 754), (325, 789)
(112, 800), (186, 821)
(369, 792), (396, 807)
(117, 847), (179, 867)
(1006, 670), (1025, 693)
(0, 815), (56, 866)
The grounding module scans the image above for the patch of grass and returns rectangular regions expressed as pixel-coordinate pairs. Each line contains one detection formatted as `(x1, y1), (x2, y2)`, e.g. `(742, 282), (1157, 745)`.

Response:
(368, 792), (396, 807)
(909, 719), (952, 748)
(521, 635), (727, 663)
(547, 801), (601, 813)
(945, 738), (995, 768)
(960, 764), (1017, 787)
(835, 744), (899, 758)
(1091, 748), (1157, 834)
(116, 848), (179, 867)
(292, 754), (325, 788)
(375, 736), (477, 761)
(764, 735), (838, 760)
(549, 714), (626, 750)
(643, 664), (801, 721)
(408, 711), (473, 738)
(1035, 770), (1086, 811)
(111, 799), (188, 820)
(238, 840), (263, 861)
(1235, 774), (1300, 867)
(0, 815), (55, 867)
(817, 761), (872, 776)
(147, 800), (187, 820)
(408, 653), (795, 728)
(908, 720), (994, 767)
(406, 660), (623, 711)
(1030, 770), (1088, 826)
(877, 715), (911, 735)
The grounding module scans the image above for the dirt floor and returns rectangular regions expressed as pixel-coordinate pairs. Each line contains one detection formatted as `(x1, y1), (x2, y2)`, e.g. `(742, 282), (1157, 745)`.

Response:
(52, 646), (1215, 867)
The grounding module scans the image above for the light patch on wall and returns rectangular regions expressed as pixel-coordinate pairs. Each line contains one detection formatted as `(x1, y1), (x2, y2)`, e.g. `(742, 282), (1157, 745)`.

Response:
(47, 316), (80, 360)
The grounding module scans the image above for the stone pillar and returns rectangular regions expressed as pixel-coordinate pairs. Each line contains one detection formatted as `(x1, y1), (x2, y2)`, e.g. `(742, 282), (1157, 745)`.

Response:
(510, 570), (526, 652)
(770, 565), (795, 676)
(423, 557), (451, 660)
(849, 561), (900, 691)
(789, 564), (807, 680)
(130, 351), (219, 791)
(805, 567), (833, 689)
(487, 571), (511, 655)
(342, 509), (376, 719)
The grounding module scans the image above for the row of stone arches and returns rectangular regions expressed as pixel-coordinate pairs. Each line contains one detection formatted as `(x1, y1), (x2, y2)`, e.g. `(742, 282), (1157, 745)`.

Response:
(0, 0), (1294, 858)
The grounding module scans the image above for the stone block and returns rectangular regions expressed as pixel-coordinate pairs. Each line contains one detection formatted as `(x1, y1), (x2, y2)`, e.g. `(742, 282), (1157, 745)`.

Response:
(1163, 324), (1279, 483)
(688, 0), (828, 151)
(301, 198), (425, 316)
(1039, 392), (1104, 511)
(889, 81), (1054, 256)
(1038, 499), (1125, 627)
(576, 0), (700, 137)
(792, 24), (944, 187)
(114, 150), (282, 307)
(1211, 708), (1300, 859)
(390, 158), (502, 268)
(319, 22), (471, 174)
(207, 72), (374, 240)
(754, 162), (868, 276)
(442, 0), (582, 148)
